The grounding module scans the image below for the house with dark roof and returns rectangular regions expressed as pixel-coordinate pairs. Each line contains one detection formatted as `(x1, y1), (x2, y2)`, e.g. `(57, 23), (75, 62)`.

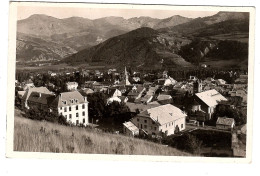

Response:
(21, 87), (53, 109)
(27, 92), (55, 110)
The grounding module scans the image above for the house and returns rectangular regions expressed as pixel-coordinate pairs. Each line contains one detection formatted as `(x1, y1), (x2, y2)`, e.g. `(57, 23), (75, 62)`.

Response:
(126, 102), (160, 113)
(50, 91), (89, 126)
(107, 88), (122, 98)
(21, 87), (53, 109)
(132, 77), (141, 83)
(195, 89), (227, 120)
(123, 121), (139, 137)
(156, 94), (173, 105)
(66, 82), (78, 91)
(27, 92), (56, 110)
(164, 77), (177, 86)
(216, 79), (226, 85)
(130, 104), (187, 136)
(85, 81), (96, 89)
(107, 97), (122, 105)
(140, 95), (153, 104)
(23, 79), (35, 90)
(216, 117), (235, 131)
(82, 88), (94, 95)
(235, 74), (248, 84)
(228, 89), (247, 103)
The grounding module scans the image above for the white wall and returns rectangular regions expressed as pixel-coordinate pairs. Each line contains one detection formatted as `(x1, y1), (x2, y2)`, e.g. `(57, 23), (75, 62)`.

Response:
(58, 102), (89, 126)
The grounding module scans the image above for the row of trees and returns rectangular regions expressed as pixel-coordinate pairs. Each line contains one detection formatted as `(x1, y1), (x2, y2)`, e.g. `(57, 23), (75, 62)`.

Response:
(25, 108), (68, 125)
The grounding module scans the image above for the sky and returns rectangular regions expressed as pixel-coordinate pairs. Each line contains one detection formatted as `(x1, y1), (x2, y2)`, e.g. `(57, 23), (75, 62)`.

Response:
(17, 5), (219, 20)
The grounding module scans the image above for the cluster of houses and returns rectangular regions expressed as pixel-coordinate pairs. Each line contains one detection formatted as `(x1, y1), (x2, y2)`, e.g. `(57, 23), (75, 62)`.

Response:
(15, 67), (248, 138)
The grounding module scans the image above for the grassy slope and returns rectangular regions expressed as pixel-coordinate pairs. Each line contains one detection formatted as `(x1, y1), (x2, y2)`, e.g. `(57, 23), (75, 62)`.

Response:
(14, 109), (190, 156)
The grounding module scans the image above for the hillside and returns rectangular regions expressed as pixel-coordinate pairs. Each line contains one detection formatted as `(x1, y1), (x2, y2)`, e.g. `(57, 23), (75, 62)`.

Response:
(160, 12), (249, 36)
(63, 27), (192, 69)
(14, 109), (190, 156)
(16, 14), (192, 62)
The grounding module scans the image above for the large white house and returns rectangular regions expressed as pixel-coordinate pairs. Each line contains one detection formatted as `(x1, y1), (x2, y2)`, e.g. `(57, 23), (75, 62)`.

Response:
(126, 104), (187, 136)
(50, 91), (89, 126)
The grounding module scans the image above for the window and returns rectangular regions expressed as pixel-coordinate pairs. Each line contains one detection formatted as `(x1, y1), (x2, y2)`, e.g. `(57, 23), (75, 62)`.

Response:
(76, 120), (79, 125)
(137, 118), (139, 122)
(60, 107), (62, 110)
(71, 99), (74, 103)
(76, 113), (79, 117)
(76, 105), (78, 110)
(83, 118), (85, 123)
(82, 111), (85, 116)
(64, 107), (67, 112)
(152, 121), (155, 124)
(65, 115), (67, 119)
(144, 120), (147, 123)
(69, 107), (71, 111)
(75, 99), (78, 103)
(144, 125), (147, 129)
(82, 104), (85, 109)
(181, 124), (183, 128)
(154, 127), (156, 130)
(69, 114), (72, 119)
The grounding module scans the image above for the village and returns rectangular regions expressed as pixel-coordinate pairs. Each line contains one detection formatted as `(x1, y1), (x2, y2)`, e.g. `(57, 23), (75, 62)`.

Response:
(14, 66), (248, 157)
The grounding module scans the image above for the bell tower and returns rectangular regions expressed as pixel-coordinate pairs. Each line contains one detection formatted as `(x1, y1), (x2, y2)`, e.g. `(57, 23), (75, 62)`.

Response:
(194, 79), (202, 94)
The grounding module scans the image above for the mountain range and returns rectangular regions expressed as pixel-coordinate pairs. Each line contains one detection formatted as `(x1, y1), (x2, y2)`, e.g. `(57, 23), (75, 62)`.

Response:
(16, 14), (192, 62)
(16, 11), (249, 69)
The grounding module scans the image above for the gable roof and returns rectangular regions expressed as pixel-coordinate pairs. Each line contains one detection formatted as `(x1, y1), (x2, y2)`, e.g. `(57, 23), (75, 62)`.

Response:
(51, 91), (87, 108)
(126, 102), (160, 113)
(138, 104), (187, 125)
(157, 94), (172, 101)
(216, 117), (235, 126)
(195, 89), (227, 107)
(123, 121), (139, 133)
(22, 87), (52, 101)
(27, 92), (55, 105)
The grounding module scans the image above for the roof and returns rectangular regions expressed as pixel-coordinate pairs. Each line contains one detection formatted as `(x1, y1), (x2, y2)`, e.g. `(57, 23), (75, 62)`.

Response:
(27, 92), (55, 105)
(195, 89), (227, 107)
(216, 117), (235, 126)
(123, 121), (139, 133)
(157, 94), (172, 101)
(126, 102), (160, 113)
(138, 104), (187, 125)
(66, 82), (78, 86)
(22, 87), (52, 101)
(51, 91), (87, 108)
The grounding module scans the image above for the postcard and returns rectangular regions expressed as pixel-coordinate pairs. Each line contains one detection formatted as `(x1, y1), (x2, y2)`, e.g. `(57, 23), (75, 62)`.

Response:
(6, 1), (255, 163)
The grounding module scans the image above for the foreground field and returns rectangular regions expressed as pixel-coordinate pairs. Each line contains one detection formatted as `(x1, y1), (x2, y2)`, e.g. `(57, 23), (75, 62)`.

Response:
(14, 109), (190, 156)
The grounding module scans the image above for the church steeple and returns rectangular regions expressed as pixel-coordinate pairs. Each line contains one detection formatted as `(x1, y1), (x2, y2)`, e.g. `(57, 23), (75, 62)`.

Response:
(125, 66), (131, 85)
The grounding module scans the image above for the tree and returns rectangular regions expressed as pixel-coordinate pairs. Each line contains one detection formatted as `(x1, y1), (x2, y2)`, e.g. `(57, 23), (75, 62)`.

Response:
(213, 104), (247, 126)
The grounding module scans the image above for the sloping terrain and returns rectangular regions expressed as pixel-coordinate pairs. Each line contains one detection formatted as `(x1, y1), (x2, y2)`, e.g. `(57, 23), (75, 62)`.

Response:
(14, 109), (190, 156)
(16, 14), (192, 62)
(63, 27), (192, 69)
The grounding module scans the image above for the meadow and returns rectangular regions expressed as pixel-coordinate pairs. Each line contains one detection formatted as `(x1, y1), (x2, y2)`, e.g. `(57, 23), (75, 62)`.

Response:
(13, 109), (190, 156)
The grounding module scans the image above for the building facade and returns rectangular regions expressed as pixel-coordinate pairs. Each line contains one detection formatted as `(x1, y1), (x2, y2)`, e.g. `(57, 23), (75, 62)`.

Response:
(51, 91), (89, 126)
(129, 104), (186, 136)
